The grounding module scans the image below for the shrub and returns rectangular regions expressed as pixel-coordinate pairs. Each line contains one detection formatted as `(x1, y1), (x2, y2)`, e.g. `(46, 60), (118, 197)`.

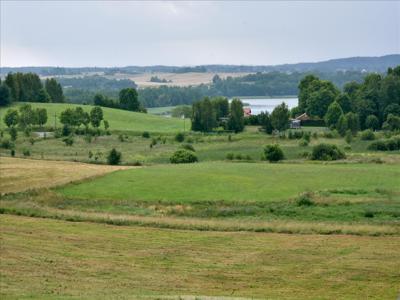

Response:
(84, 134), (92, 143)
(9, 127), (17, 141)
(142, 131), (150, 138)
(180, 143), (195, 152)
(226, 152), (234, 160)
(368, 137), (400, 151)
(175, 132), (185, 142)
(118, 134), (125, 142)
(0, 139), (14, 149)
(10, 149), (15, 157)
(22, 148), (31, 156)
(263, 144), (284, 162)
(345, 130), (353, 144)
(170, 149), (198, 164)
(364, 211), (374, 218)
(360, 129), (375, 141)
(311, 143), (346, 161)
(107, 148), (122, 165)
(298, 139), (309, 147)
(29, 137), (36, 145)
(365, 115), (379, 130)
(62, 125), (72, 137)
(296, 193), (315, 206)
(62, 136), (74, 146)
(235, 153), (243, 160)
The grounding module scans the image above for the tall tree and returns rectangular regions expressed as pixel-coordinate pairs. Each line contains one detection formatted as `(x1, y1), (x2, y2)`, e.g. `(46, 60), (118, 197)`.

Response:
(0, 83), (11, 106)
(45, 78), (65, 103)
(325, 101), (343, 129)
(119, 88), (140, 111)
(90, 106), (104, 128)
(227, 99), (244, 133)
(271, 102), (290, 131)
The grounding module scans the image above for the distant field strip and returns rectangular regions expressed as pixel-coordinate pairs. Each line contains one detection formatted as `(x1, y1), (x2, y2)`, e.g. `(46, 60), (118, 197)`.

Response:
(1, 215), (399, 299)
(0, 157), (132, 194)
(59, 162), (400, 203)
(0, 102), (188, 132)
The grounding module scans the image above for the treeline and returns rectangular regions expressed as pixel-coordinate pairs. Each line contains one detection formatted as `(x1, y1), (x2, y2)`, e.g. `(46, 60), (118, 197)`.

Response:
(60, 75), (137, 104)
(0, 73), (64, 106)
(138, 71), (368, 108)
(3, 104), (48, 130)
(191, 96), (291, 134)
(93, 88), (146, 113)
(296, 66), (400, 132)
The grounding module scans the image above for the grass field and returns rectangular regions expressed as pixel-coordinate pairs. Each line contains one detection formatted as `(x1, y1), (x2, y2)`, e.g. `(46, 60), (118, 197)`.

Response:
(1, 214), (399, 299)
(2, 123), (398, 165)
(0, 102), (188, 133)
(147, 106), (175, 115)
(60, 162), (400, 204)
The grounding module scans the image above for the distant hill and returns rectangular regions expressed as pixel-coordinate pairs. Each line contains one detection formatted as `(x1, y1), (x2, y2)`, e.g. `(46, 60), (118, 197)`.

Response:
(1, 54), (399, 76)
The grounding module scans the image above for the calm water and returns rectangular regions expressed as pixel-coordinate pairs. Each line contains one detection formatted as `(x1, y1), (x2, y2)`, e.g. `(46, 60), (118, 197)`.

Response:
(237, 97), (298, 115)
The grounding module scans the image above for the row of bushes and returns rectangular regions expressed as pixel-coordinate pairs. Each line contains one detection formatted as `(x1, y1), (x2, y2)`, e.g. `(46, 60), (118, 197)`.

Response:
(368, 136), (400, 151)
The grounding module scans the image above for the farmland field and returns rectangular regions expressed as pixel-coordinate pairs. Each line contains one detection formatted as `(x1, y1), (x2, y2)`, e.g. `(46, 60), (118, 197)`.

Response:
(123, 72), (250, 87)
(1, 214), (399, 299)
(0, 157), (131, 194)
(0, 103), (188, 133)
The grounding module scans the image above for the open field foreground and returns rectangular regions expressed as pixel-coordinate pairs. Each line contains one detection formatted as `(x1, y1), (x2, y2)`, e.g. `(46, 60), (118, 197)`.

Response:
(0, 103), (188, 133)
(1, 214), (400, 299)
(0, 157), (132, 194)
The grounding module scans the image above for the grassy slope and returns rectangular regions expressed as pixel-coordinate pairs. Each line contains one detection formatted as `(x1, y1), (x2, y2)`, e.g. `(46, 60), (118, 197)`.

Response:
(1, 215), (399, 299)
(60, 162), (400, 204)
(0, 102), (188, 132)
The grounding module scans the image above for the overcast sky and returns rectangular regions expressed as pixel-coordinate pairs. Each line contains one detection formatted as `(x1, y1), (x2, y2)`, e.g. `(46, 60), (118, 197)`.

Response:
(1, 1), (399, 67)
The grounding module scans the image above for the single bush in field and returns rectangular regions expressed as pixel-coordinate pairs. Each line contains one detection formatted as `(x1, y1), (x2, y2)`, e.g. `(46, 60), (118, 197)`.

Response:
(0, 138), (14, 149)
(235, 153), (243, 160)
(226, 152), (234, 160)
(142, 131), (150, 138)
(175, 132), (185, 142)
(360, 129), (375, 141)
(180, 143), (195, 152)
(170, 149), (198, 164)
(10, 149), (15, 157)
(311, 143), (346, 161)
(107, 148), (122, 165)
(364, 211), (374, 218)
(298, 138), (309, 147)
(263, 144), (284, 162)
(22, 148), (31, 157)
(62, 135), (74, 146)
(296, 193), (315, 206)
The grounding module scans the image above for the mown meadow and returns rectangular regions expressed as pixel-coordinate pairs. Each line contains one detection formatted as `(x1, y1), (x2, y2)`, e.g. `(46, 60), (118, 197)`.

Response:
(1, 102), (400, 299)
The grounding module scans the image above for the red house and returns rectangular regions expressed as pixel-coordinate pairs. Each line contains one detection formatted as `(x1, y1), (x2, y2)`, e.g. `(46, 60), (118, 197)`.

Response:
(243, 107), (252, 116)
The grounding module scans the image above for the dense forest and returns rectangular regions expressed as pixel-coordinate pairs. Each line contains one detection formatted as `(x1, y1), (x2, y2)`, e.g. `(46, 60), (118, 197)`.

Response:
(59, 76), (137, 104)
(297, 66), (400, 131)
(0, 73), (65, 106)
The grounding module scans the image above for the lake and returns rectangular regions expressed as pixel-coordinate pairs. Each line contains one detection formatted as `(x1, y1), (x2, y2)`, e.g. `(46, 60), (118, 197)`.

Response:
(236, 97), (298, 115)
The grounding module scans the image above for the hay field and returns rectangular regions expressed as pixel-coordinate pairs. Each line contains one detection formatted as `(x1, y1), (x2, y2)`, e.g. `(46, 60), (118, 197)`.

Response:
(127, 72), (249, 87)
(1, 214), (399, 299)
(0, 157), (131, 194)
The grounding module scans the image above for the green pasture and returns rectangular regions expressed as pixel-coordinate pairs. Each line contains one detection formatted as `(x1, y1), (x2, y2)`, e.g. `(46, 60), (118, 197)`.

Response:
(60, 162), (400, 204)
